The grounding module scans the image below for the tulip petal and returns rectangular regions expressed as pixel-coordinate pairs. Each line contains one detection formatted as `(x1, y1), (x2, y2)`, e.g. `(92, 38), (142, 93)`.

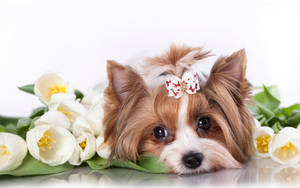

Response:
(49, 93), (76, 105)
(34, 72), (73, 105)
(254, 119), (262, 129)
(72, 117), (94, 137)
(269, 127), (300, 164)
(96, 136), (111, 159)
(69, 133), (96, 166)
(35, 110), (71, 130)
(81, 84), (105, 110)
(85, 113), (103, 137)
(79, 133), (96, 161)
(0, 133), (27, 172)
(26, 125), (76, 166)
(253, 126), (274, 158)
(68, 144), (81, 166)
(49, 100), (87, 125)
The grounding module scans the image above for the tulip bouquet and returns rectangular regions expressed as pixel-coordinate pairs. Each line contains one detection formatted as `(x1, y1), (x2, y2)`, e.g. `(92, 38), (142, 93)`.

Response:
(250, 86), (300, 164)
(0, 72), (168, 177)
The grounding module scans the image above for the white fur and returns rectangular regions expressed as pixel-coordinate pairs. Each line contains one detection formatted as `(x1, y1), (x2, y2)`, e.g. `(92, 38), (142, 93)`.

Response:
(133, 49), (214, 88)
(176, 50), (202, 75)
(137, 64), (174, 88)
(159, 95), (241, 174)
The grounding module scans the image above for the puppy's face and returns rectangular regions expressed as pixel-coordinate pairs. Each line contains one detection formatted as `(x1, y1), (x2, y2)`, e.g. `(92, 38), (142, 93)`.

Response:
(103, 45), (253, 174)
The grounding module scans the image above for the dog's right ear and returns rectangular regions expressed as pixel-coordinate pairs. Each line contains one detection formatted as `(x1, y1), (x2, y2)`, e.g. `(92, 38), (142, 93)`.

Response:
(106, 60), (146, 102)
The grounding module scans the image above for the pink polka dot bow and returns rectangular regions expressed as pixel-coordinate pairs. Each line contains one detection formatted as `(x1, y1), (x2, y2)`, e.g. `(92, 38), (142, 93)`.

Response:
(165, 71), (200, 99)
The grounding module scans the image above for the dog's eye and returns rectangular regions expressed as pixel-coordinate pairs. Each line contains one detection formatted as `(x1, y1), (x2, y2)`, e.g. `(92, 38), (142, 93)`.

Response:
(197, 117), (210, 131)
(153, 126), (168, 141)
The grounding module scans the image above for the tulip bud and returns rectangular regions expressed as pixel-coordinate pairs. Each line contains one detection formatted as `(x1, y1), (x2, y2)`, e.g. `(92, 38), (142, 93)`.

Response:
(69, 132), (96, 165)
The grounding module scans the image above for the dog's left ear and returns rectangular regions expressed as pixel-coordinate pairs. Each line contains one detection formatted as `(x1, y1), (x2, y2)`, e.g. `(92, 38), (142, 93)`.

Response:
(106, 60), (147, 103)
(205, 49), (250, 102)
(222, 49), (246, 84)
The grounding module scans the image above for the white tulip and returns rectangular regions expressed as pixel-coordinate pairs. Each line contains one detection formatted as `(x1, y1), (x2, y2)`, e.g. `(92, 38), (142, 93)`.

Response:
(269, 127), (300, 164)
(81, 83), (106, 110)
(0, 133), (27, 172)
(80, 85), (105, 137)
(49, 97), (87, 125)
(96, 136), (111, 159)
(68, 132), (96, 166)
(253, 118), (261, 129)
(85, 104), (104, 136)
(253, 122), (274, 158)
(26, 124), (76, 166)
(49, 93), (76, 104)
(72, 106), (104, 137)
(35, 110), (71, 130)
(34, 72), (73, 105)
(72, 116), (94, 137)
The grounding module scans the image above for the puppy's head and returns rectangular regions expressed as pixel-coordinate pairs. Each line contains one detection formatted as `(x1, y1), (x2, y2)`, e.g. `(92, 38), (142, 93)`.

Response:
(103, 45), (253, 174)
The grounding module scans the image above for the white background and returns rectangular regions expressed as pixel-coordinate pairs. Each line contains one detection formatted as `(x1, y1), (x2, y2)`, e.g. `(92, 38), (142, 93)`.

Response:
(0, 0), (299, 116)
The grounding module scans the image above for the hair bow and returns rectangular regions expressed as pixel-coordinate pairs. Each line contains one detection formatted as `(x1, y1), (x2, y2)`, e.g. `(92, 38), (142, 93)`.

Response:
(165, 71), (200, 99)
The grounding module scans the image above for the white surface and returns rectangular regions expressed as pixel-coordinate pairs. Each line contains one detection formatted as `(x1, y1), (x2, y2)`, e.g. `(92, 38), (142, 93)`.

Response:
(1, 159), (300, 188)
(0, 0), (300, 116)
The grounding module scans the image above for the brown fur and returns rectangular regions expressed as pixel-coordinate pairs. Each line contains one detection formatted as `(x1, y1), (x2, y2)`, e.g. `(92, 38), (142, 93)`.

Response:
(203, 49), (254, 162)
(145, 44), (211, 76)
(103, 60), (149, 159)
(103, 45), (254, 172)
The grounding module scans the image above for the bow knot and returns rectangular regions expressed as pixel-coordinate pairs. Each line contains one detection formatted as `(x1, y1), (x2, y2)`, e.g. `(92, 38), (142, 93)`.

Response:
(165, 71), (200, 98)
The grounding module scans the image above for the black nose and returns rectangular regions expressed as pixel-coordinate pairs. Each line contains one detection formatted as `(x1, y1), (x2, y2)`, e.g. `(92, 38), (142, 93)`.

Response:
(182, 152), (204, 169)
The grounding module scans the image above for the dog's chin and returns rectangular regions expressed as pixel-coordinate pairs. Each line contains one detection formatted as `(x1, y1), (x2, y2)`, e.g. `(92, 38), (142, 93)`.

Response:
(159, 139), (242, 175)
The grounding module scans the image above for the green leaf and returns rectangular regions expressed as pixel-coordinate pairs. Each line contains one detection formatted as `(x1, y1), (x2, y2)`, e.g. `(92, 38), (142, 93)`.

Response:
(0, 115), (21, 127)
(18, 84), (35, 95)
(275, 109), (285, 119)
(259, 117), (267, 126)
(87, 155), (169, 174)
(254, 114), (264, 120)
(16, 118), (32, 139)
(29, 107), (48, 119)
(253, 85), (280, 110)
(257, 103), (275, 119)
(29, 116), (40, 130)
(282, 103), (300, 118)
(0, 155), (73, 176)
(253, 85), (280, 101)
(136, 155), (169, 173)
(16, 118), (31, 129)
(0, 125), (5, 132)
(265, 116), (280, 127)
(0, 124), (18, 134)
(247, 103), (259, 116)
(287, 112), (300, 127)
(75, 89), (84, 101)
(271, 122), (283, 134)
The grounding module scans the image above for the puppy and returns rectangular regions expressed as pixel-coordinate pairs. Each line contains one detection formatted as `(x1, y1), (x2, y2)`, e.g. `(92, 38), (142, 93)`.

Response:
(102, 45), (254, 174)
